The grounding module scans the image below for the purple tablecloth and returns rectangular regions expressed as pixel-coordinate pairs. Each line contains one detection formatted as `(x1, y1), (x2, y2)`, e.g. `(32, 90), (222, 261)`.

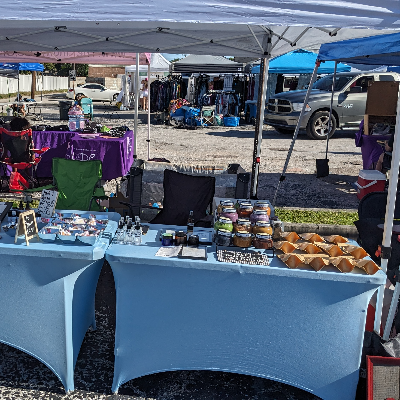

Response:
(32, 130), (134, 180)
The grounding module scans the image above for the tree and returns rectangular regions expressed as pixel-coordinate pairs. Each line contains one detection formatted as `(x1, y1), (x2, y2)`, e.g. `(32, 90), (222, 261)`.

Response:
(43, 63), (88, 77)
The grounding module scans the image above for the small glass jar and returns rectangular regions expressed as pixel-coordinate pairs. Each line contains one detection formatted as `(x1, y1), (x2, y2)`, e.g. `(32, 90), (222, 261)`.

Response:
(233, 231), (253, 248)
(233, 218), (252, 233)
(220, 207), (238, 223)
(161, 233), (173, 246)
(188, 234), (200, 247)
(214, 217), (233, 232)
(253, 233), (273, 249)
(252, 221), (273, 235)
(254, 200), (271, 216)
(175, 231), (187, 245)
(215, 229), (232, 246)
(238, 204), (253, 218)
(217, 200), (235, 214)
(250, 209), (269, 225)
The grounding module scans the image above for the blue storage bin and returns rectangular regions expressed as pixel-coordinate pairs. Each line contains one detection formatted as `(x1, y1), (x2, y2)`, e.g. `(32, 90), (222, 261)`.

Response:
(171, 108), (186, 118)
(223, 116), (240, 127)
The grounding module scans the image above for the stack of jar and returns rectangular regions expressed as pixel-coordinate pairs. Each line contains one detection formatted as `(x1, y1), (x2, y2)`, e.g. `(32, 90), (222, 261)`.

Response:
(214, 200), (273, 249)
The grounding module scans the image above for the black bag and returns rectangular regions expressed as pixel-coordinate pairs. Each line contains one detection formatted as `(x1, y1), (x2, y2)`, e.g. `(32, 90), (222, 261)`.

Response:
(316, 158), (329, 178)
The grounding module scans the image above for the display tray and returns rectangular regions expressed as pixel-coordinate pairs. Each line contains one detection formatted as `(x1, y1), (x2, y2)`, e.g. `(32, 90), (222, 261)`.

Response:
(178, 246), (208, 260)
(216, 246), (272, 266)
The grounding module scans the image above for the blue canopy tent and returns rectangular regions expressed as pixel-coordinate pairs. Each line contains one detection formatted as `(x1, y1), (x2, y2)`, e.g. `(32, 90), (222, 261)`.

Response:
(251, 49), (350, 74)
(0, 63), (44, 101)
(318, 33), (400, 340)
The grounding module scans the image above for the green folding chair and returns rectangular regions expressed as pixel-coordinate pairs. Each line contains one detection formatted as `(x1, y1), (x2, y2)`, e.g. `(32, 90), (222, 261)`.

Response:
(52, 158), (107, 211)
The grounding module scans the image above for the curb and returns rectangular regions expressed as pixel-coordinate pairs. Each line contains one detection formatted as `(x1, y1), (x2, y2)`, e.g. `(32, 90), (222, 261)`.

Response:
(284, 222), (358, 239)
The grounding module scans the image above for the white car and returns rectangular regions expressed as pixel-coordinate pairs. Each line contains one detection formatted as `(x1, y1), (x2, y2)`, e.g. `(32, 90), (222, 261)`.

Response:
(66, 83), (120, 103)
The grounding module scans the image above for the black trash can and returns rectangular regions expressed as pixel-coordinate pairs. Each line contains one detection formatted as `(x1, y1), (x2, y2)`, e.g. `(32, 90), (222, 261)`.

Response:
(59, 100), (73, 120)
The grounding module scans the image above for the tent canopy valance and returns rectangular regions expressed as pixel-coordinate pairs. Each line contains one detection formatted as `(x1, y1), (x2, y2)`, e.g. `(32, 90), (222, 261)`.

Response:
(0, 52), (150, 65)
(251, 50), (351, 74)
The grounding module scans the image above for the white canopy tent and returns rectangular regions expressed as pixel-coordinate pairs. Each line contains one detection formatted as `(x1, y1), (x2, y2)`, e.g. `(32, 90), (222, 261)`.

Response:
(1, 1), (400, 191)
(125, 53), (170, 74)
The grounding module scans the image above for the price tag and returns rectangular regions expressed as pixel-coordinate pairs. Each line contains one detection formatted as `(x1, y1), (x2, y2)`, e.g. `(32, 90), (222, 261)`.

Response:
(37, 189), (59, 217)
(15, 210), (39, 246)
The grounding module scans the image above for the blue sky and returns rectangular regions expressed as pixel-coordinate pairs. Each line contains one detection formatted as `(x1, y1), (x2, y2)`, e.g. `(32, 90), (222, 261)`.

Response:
(162, 54), (186, 61)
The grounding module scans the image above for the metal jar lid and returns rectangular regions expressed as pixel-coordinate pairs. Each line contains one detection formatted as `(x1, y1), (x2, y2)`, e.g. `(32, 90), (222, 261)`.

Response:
(239, 205), (253, 211)
(237, 219), (251, 226)
(239, 201), (252, 207)
(218, 217), (233, 224)
(220, 200), (234, 206)
(235, 231), (252, 238)
(176, 230), (186, 237)
(217, 229), (232, 237)
(255, 233), (272, 239)
(222, 207), (237, 214)
(252, 210), (268, 215)
(255, 221), (271, 227)
(255, 200), (270, 206)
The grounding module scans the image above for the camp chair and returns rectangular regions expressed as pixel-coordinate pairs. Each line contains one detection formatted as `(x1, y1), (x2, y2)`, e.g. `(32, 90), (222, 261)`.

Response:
(80, 97), (94, 120)
(149, 169), (215, 226)
(0, 127), (49, 191)
(50, 158), (107, 211)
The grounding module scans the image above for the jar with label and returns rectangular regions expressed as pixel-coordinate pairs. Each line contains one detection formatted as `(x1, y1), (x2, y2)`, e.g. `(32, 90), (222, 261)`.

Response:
(175, 231), (187, 245)
(215, 229), (232, 246)
(214, 217), (233, 232)
(217, 200), (235, 214)
(233, 231), (253, 248)
(188, 234), (200, 247)
(252, 221), (273, 235)
(233, 218), (252, 233)
(253, 233), (273, 249)
(250, 209), (269, 225)
(220, 207), (238, 223)
(238, 204), (253, 218)
(254, 200), (271, 216)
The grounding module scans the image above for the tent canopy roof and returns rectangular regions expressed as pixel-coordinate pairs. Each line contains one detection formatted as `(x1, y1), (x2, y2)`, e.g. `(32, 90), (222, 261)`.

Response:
(318, 32), (400, 66)
(251, 49), (351, 74)
(0, 0), (399, 59)
(172, 54), (243, 73)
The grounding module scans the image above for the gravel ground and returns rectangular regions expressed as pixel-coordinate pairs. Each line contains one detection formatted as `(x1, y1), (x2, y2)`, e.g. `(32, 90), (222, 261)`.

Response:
(0, 94), (365, 400)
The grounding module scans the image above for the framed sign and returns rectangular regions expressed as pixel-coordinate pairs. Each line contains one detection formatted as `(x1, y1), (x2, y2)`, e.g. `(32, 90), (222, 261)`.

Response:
(37, 189), (59, 218)
(15, 210), (39, 246)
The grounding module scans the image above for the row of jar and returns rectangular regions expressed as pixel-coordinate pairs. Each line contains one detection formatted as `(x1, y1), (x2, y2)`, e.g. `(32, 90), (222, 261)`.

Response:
(214, 217), (273, 235)
(215, 229), (273, 249)
(216, 200), (271, 223)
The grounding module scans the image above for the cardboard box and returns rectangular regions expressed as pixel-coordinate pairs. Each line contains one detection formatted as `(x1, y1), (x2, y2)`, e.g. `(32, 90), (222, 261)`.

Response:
(366, 81), (399, 116)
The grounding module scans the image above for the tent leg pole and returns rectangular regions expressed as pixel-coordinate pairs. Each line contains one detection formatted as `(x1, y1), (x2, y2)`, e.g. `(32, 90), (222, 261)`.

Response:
(325, 61), (337, 159)
(134, 53), (139, 161)
(377, 83), (400, 337)
(250, 56), (269, 199)
(272, 61), (320, 207)
(147, 63), (151, 161)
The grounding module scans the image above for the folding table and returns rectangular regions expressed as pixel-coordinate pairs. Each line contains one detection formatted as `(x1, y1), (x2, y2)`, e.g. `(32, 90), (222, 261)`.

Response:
(0, 211), (118, 392)
(106, 224), (386, 400)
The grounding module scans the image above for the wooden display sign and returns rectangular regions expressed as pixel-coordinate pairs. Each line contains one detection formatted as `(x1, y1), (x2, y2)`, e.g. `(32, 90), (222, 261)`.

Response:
(37, 189), (59, 217)
(15, 210), (39, 246)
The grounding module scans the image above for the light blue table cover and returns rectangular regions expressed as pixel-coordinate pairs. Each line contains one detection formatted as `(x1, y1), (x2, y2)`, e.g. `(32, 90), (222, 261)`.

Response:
(106, 224), (386, 399)
(0, 210), (118, 392)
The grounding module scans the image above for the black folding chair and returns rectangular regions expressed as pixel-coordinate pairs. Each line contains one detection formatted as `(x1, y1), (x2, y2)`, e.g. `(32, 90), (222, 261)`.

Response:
(149, 169), (215, 227)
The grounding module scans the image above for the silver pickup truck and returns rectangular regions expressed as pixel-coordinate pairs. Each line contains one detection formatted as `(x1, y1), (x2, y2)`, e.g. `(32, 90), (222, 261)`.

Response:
(265, 71), (400, 139)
